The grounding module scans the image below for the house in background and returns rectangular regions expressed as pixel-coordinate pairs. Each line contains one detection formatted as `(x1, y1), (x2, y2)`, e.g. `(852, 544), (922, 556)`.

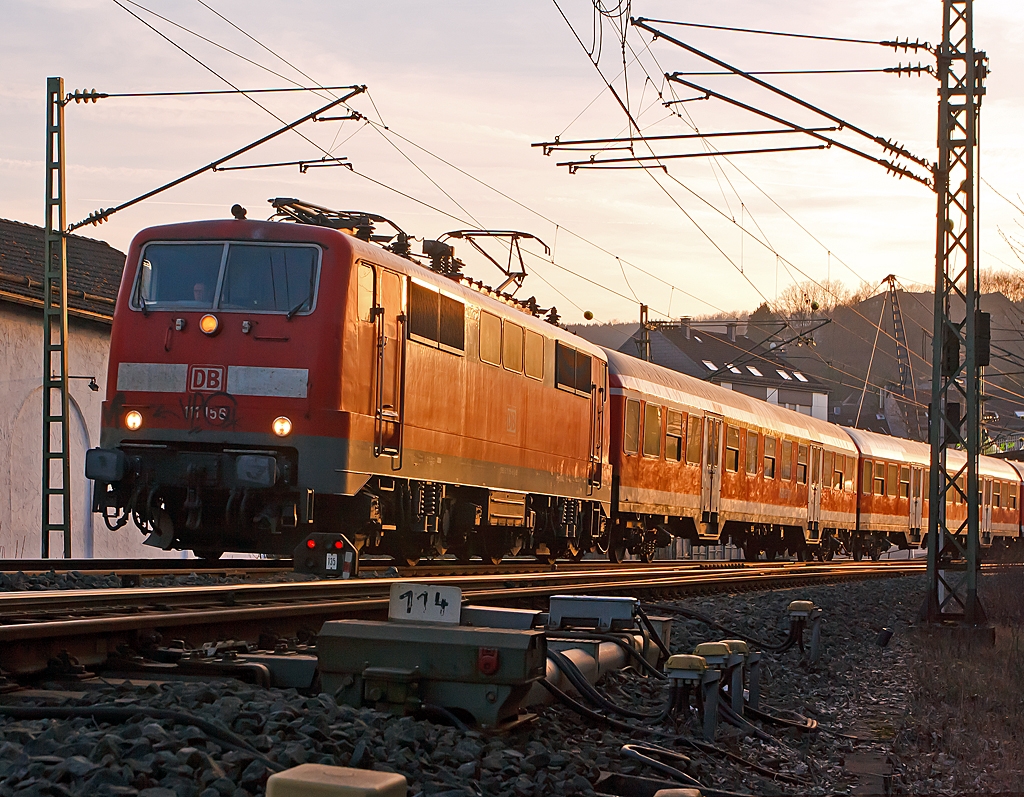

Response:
(571, 318), (830, 420)
(0, 217), (175, 559)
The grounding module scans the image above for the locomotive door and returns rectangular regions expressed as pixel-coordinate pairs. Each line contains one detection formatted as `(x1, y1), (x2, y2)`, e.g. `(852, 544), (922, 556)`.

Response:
(587, 361), (607, 493)
(908, 467), (924, 538)
(373, 267), (406, 463)
(807, 445), (823, 533)
(700, 415), (723, 522)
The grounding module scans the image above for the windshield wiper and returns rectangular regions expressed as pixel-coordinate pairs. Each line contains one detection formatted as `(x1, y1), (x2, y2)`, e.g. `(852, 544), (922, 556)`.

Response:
(286, 294), (311, 320)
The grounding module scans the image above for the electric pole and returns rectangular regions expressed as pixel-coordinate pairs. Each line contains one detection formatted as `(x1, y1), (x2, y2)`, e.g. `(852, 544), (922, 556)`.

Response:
(42, 76), (73, 558)
(925, 0), (989, 625)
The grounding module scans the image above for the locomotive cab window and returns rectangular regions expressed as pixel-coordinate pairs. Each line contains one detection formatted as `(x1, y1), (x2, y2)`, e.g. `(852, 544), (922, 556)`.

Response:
(525, 329), (544, 380)
(480, 311), (501, 365)
(745, 430), (758, 475)
(133, 241), (320, 314)
(624, 399), (641, 454)
(763, 436), (776, 479)
(685, 416), (703, 464)
(725, 426), (740, 472)
(665, 410), (683, 462)
(357, 263), (375, 322)
(555, 342), (593, 396)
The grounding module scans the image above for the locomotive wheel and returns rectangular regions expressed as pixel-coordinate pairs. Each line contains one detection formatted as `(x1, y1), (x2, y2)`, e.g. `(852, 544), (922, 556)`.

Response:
(533, 543), (556, 565)
(869, 546), (882, 562)
(852, 543), (864, 562)
(637, 539), (657, 563)
(480, 532), (509, 566)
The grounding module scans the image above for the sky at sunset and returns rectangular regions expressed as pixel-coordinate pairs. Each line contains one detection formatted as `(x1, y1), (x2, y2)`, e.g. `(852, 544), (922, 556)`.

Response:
(3, 1), (1023, 323)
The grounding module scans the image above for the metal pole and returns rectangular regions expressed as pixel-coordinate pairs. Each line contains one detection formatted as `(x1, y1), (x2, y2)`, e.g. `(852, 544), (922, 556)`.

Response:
(42, 76), (72, 558)
(925, 1), (987, 624)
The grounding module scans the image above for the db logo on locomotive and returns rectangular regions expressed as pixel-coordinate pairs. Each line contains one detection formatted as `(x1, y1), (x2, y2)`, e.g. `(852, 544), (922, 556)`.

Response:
(188, 365), (227, 393)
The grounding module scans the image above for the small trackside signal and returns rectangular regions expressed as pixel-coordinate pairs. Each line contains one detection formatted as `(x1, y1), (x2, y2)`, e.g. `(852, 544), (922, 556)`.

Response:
(294, 533), (358, 579)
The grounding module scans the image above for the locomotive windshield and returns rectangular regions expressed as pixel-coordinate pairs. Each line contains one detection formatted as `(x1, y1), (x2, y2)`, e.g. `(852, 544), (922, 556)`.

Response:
(133, 242), (320, 314)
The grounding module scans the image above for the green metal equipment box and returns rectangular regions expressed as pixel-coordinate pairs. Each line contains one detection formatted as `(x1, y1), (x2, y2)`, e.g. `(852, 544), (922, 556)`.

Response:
(318, 620), (546, 727)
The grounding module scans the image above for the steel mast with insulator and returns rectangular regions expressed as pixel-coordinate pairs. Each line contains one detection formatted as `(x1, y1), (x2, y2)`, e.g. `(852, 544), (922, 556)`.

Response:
(925, 0), (989, 625)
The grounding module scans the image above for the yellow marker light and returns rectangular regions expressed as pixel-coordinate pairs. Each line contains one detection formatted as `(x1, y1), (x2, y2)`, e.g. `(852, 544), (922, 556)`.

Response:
(272, 416), (293, 437)
(199, 314), (220, 335)
(125, 410), (143, 431)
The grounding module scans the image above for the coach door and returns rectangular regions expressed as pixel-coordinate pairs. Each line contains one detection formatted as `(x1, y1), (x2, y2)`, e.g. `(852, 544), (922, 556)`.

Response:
(374, 267), (406, 463)
(701, 415), (723, 522)
(981, 478), (993, 543)
(807, 445), (823, 534)
(908, 467), (924, 541)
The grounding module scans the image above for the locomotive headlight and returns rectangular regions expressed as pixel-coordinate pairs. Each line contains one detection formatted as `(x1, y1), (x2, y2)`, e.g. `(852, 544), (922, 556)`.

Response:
(272, 416), (293, 437)
(124, 410), (143, 431)
(199, 314), (220, 335)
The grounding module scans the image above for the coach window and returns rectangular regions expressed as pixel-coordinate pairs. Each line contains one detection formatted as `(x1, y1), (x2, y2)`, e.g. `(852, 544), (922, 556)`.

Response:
(745, 430), (758, 475)
(823, 451), (834, 488)
(886, 464), (898, 497)
(781, 440), (793, 481)
(624, 399), (641, 454)
(874, 462), (886, 496)
(525, 329), (544, 380)
(763, 436), (777, 479)
(357, 263), (374, 321)
(685, 416), (703, 464)
(900, 466), (911, 498)
(480, 311), (501, 365)
(1011, 485), (1018, 510)
(862, 460), (872, 494)
(503, 322), (524, 373)
(725, 426), (741, 472)
(643, 404), (662, 457)
(796, 444), (808, 484)
(665, 410), (683, 462)
(834, 455), (846, 490)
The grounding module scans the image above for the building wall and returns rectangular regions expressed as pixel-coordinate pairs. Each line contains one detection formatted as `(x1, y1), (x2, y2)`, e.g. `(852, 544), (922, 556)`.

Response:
(0, 303), (180, 559)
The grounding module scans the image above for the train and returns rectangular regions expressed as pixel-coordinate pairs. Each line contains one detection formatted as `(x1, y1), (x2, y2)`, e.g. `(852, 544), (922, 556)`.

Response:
(85, 199), (1024, 564)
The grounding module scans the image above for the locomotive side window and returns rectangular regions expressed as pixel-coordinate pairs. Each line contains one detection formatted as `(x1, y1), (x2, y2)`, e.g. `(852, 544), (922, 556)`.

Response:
(745, 430), (758, 474)
(409, 280), (440, 341)
(724, 426), (740, 472)
(781, 440), (793, 481)
(503, 322), (524, 373)
(643, 404), (662, 458)
(438, 294), (465, 352)
(555, 342), (593, 396)
(357, 263), (374, 321)
(525, 329), (544, 380)
(220, 244), (318, 313)
(862, 459), (872, 495)
(480, 311), (501, 365)
(624, 399), (641, 454)
(133, 243), (224, 309)
(685, 416), (703, 464)
(665, 410), (683, 462)
(900, 466), (911, 498)
(796, 444), (808, 484)
(763, 436), (776, 479)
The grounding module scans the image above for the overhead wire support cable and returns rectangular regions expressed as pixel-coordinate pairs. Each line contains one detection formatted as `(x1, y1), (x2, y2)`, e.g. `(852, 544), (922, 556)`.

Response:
(212, 157), (353, 173)
(65, 85), (359, 101)
(665, 74), (932, 187)
(633, 18), (933, 52)
(67, 87), (364, 231)
(632, 18), (932, 169)
(668, 66), (934, 77)
(533, 126), (838, 155)
(559, 144), (827, 173)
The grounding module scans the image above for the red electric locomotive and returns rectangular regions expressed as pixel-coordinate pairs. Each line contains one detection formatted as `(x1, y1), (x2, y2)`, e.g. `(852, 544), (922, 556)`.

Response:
(86, 201), (611, 563)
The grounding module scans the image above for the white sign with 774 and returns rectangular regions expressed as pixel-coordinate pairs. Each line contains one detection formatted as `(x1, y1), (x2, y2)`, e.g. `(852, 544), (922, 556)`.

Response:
(388, 582), (462, 625)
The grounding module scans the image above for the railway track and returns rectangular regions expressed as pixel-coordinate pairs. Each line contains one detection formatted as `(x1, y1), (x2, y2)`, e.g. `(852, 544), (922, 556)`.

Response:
(0, 559), (923, 677)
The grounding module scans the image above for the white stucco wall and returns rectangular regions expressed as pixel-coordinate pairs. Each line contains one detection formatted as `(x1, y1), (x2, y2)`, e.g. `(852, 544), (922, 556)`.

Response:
(0, 302), (180, 559)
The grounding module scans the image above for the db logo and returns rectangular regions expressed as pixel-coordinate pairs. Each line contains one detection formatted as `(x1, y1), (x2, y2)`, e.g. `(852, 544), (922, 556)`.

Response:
(188, 365), (227, 393)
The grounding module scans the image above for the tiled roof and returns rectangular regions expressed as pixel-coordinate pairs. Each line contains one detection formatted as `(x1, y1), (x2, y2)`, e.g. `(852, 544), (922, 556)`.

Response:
(0, 218), (125, 322)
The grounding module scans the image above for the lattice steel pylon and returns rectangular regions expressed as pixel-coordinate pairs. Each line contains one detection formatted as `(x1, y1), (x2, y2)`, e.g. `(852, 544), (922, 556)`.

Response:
(925, 2), (988, 624)
(42, 76), (72, 558)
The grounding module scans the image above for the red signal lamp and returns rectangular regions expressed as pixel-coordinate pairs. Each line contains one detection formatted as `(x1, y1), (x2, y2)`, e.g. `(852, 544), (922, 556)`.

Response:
(306, 539), (316, 549)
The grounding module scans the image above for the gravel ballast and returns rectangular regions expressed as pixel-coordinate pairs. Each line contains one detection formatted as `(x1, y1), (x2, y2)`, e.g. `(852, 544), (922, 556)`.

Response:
(0, 572), (975, 796)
